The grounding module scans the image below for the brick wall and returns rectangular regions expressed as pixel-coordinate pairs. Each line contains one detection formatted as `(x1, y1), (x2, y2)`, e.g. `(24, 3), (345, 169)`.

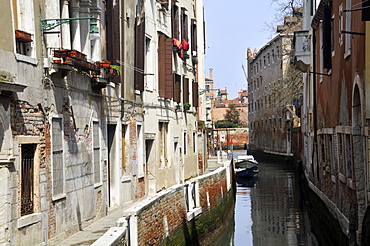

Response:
(136, 186), (187, 245)
(127, 162), (232, 245)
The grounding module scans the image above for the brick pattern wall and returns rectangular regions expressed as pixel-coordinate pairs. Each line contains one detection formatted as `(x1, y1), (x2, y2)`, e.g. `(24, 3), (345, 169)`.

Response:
(199, 169), (227, 209)
(137, 187), (187, 245)
(135, 167), (229, 245)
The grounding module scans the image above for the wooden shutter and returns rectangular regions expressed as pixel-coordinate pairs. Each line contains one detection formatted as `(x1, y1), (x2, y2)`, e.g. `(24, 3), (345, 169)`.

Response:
(106, 1), (121, 84)
(158, 34), (173, 99)
(322, 4), (332, 70)
(183, 76), (189, 103)
(181, 8), (188, 41)
(172, 4), (179, 39)
(164, 37), (173, 99)
(191, 19), (197, 53)
(158, 34), (166, 98)
(192, 81), (199, 107)
(135, 15), (145, 91)
(174, 74), (181, 103)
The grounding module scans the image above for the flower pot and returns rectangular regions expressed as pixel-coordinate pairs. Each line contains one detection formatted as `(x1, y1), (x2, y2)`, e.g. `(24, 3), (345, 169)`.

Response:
(15, 30), (32, 42)
(98, 62), (111, 68)
(53, 58), (62, 64)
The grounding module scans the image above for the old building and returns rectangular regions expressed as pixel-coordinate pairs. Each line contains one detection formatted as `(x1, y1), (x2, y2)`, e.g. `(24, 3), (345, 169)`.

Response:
(248, 9), (303, 156)
(0, 0), (206, 245)
(293, 0), (370, 244)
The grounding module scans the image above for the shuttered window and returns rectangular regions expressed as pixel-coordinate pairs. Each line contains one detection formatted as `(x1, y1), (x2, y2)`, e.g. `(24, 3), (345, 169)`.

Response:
(183, 77), (189, 104)
(192, 81), (199, 107)
(191, 19), (197, 53)
(322, 4), (332, 69)
(172, 4), (180, 39)
(181, 8), (188, 41)
(174, 74), (181, 103)
(135, 15), (145, 91)
(158, 33), (173, 99)
(106, 1), (121, 84)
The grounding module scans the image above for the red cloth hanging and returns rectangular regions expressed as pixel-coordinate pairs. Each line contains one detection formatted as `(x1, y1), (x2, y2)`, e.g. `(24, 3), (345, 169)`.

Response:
(182, 39), (189, 51)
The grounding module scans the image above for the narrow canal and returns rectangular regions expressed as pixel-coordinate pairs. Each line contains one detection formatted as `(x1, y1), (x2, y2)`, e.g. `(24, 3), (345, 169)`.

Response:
(211, 151), (320, 246)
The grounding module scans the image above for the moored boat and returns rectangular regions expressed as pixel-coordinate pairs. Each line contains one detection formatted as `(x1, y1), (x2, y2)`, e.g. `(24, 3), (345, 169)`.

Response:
(234, 155), (259, 178)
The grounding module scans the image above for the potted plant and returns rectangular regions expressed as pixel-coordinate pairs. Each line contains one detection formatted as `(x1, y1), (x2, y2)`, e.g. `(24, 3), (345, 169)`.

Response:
(183, 52), (190, 60)
(109, 65), (121, 75)
(175, 104), (181, 110)
(183, 103), (191, 111)
(97, 60), (111, 68)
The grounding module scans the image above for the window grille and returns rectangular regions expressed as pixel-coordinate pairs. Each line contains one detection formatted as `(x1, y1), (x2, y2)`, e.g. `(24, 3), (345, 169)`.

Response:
(21, 144), (35, 216)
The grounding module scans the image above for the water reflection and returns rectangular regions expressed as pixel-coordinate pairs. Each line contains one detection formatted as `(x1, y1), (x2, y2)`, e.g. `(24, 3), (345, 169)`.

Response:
(212, 152), (319, 246)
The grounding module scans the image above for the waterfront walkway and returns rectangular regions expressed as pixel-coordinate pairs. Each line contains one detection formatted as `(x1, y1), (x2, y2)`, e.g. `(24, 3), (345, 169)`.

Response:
(59, 156), (223, 246)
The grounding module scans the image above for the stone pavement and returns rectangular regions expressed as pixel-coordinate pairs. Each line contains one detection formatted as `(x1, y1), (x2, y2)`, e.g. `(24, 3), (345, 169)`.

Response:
(58, 207), (126, 246)
(58, 156), (225, 245)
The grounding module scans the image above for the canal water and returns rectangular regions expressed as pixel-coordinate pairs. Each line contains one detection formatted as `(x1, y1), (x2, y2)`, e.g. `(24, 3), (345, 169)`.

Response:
(211, 151), (320, 246)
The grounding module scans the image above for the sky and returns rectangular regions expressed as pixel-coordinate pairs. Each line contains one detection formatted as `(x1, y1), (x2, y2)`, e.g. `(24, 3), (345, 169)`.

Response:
(203, 0), (281, 99)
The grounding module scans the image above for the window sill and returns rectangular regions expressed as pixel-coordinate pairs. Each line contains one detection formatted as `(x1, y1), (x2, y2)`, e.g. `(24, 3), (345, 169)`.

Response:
(18, 213), (41, 228)
(52, 193), (66, 202)
(339, 173), (346, 183)
(15, 54), (37, 65)
(0, 156), (16, 167)
(121, 176), (131, 183)
(94, 182), (103, 188)
(347, 178), (355, 190)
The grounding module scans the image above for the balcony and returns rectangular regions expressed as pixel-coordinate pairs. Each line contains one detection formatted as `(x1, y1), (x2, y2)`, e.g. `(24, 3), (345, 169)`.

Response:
(292, 30), (310, 72)
(52, 49), (99, 72)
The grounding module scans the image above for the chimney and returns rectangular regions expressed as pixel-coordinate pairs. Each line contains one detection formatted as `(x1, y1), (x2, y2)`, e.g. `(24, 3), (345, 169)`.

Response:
(209, 68), (213, 80)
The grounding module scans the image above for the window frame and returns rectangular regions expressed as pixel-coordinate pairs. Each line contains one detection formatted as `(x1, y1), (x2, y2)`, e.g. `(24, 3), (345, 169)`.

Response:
(51, 115), (66, 200)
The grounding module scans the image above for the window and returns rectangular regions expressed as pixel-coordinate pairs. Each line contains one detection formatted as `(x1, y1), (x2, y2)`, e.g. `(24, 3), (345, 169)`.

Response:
(159, 122), (168, 168)
(331, 15), (335, 54)
(122, 124), (128, 175)
(183, 132), (187, 155)
(135, 13), (145, 91)
(13, 0), (36, 58)
(158, 33), (173, 99)
(52, 117), (64, 198)
(145, 37), (154, 91)
(193, 131), (196, 153)
(337, 132), (353, 180)
(191, 19), (197, 54)
(21, 144), (36, 216)
(15, 30), (33, 56)
(93, 121), (101, 184)
(181, 8), (188, 41)
(137, 124), (144, 176)
(345, 0), (351, 57)
(339, 4), (343, 45)
(172, 4), (180, 39)
(183, 76), (189, 104)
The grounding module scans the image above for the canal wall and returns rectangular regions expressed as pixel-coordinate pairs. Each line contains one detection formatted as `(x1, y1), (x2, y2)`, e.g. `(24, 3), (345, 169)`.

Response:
(93, 159), (234, 246)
